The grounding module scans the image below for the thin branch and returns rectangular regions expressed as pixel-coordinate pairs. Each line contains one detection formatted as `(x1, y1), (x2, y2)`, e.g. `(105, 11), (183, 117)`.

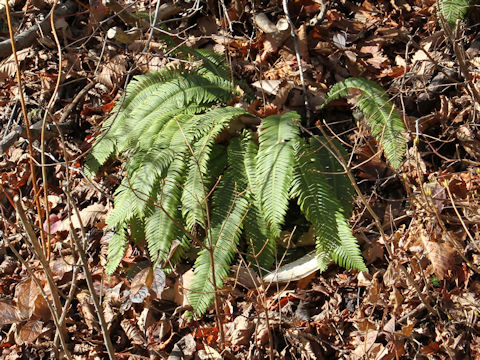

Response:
(281, 0), (311, 127)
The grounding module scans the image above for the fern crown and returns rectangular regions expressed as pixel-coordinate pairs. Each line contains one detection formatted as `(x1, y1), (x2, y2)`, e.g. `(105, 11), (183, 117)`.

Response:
(82, 50), (408, 316)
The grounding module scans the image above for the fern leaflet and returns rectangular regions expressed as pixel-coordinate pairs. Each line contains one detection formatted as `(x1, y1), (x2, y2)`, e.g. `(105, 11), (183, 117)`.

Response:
(322, 77), (406, 170)
(188, 137), (250, 315)
(256, 112), (301, 236)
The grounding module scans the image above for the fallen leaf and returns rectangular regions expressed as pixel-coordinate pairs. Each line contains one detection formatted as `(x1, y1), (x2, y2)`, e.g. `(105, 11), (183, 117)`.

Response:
(0, 301), (21, 325)
(17, 320), (43, 344)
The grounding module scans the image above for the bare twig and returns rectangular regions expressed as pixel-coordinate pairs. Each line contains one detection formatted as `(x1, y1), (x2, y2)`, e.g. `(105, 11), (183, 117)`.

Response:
(13, 196), (72, 359)
(41, 0), (64, 260)
(5, 0), (47, 264)
(281, 0), (311, 127)
(0, 1), (76, 58)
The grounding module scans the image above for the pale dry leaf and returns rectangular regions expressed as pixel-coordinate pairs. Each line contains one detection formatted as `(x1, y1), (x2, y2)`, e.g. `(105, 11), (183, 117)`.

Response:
(16, 320), (43, 344)
(14, 278), (49, 321)
(352, 329), (379, 359)
(357, 271), (372, 287)
(418, 226), (455, 280)
(197, 345), (222, 360)
(60, 203), (107, 231)
(333, 32), (346, 50)
(0, 301), (21, 325)
(50, 255), (75, 281)
(0, 49), (31, 81)
(77, 290), (98, 330)
(130, 267), (152, 304)
(121, 319), (145, 345)
(150, 267), (166, 298)
(251, 79), (283, 96)
(284, 329), (320, 360)
(297, 24), (309, 60)
(174, 269), (194, 306)
(96, 55), (127, 88)
(230, 315), (254, 346)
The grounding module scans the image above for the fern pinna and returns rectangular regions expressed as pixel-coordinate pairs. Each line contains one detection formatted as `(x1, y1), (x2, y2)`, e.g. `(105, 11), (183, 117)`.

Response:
(86, 50), (374, 316)
(322, 78), (406, 170)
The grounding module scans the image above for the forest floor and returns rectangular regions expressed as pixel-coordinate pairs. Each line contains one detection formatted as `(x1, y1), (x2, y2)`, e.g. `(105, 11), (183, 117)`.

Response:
(0, 0), (480, 359)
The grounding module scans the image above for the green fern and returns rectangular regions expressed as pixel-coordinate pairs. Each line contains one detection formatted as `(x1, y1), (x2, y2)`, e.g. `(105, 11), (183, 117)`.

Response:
(322, 77), (406, 170)
(188, 137), (250, 315)
(87, 48), (368, 317)
(242, 133), (275, 271)
(437, 0), (470, 28)
(292, 138), (366, 272)
(256, 112), (300, 236)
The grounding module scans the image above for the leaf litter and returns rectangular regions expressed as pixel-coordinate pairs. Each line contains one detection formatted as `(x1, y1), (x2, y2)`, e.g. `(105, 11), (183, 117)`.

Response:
(0, 0), (479, 358)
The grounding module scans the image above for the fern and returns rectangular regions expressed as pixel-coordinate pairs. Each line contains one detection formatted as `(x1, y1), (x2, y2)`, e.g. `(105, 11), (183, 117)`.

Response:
(106, 226), (128, 275)
(181, 107), (247, 230)
(256, 112), (301, 236)
(188, 137), (250, 315)
(322, 77), (406, 170)
(87, 48), (369, 317)
(437, 0), (470, 28)
(242, 134), (275, 271)
(292, 138), (366, 272)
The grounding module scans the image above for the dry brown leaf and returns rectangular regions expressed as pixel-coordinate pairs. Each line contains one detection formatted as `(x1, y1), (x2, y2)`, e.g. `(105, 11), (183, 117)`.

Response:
(197, 345), (223, 360)
(60, 203), (107, 231)
(50, 255), (75, 281)
(77, 290), (98, 330)
(418, 226), (455, 280)
(0, 301), (21, 325)
(120, 319), (145, 345)
(127, 266), (166, 303)
(14, 278), (49, 321)
(16, 320), (43, 344)
(96, 55), (127, 89)
(174, 269), (194, 306)
(0, 49), (31, 81)
(229, 315), (254, 346)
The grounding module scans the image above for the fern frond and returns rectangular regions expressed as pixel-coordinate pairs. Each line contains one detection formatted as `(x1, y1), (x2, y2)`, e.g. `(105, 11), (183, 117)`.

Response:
(310, 136), (355, 216)
(322, 78), (406, 170)
(256, 112), (301, 236)
(181, 107), (249, 230)
(129, 216), (146, 245)
(332, 211), (368, 272)
(106, 226), (128, 275)
(86, 69), (236, 174)
(292, 139), (366, 272)
(106, 178), (139, 228)
(241, 133), (275, 271)
(437, 0), (470, 28)
(84, 137), (115, 177)
(244, 202), (275, 271)
(188, 137), (249, 316)
(180, 47), (232, 83)
(144, 156), (187, 264)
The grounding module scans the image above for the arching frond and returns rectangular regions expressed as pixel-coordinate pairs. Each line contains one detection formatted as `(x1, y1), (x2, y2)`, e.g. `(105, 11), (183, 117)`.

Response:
(106, 178), (139, 228)
(242, 134), (275, 271)
(292, 139), (366, 272)
(322, 77), (406, 170)
(86, 68), (237, 175)
(437, 0), (470, 28)
(332, 211), (368, 272)
(182, 107), (249, 230)
(106, 226), (128, 275)
(310, 136), (355, 216)
(188, 137), (249, 316)
(144, 156), (187, 264)
(256, 112), (301, 236)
